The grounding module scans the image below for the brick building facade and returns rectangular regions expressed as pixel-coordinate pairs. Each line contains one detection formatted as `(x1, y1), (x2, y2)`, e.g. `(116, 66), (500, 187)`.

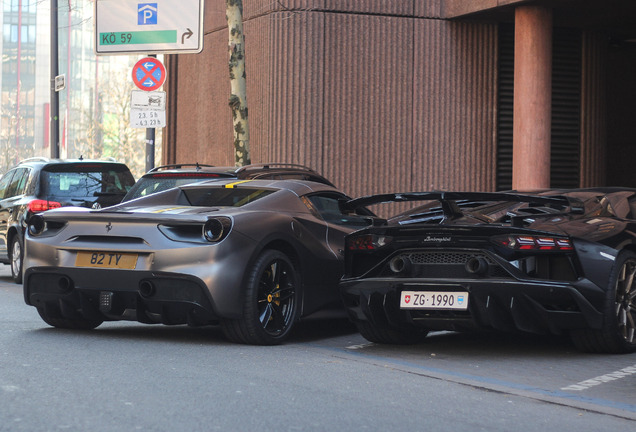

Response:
(163, 0), (636, 197)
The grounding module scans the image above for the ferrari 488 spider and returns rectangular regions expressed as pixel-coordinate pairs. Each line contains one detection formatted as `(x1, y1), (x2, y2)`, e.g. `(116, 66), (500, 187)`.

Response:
(24, 179), (371, 345)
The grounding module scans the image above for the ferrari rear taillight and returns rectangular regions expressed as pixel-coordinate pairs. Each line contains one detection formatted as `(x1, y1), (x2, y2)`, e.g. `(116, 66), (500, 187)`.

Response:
(347, 234), (392, 251)
(493, 235), (573, 251)
(28, 199), (62, 213)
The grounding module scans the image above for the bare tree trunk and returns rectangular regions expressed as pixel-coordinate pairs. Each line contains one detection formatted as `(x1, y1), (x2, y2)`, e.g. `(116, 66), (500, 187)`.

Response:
(226, 0), (250, 166)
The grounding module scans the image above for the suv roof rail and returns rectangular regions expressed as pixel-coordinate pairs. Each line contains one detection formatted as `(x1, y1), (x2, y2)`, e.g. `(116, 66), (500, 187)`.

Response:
(234, 163), (319, 174)
(147, 163), (216, 173)
(19, 157), (50, 164)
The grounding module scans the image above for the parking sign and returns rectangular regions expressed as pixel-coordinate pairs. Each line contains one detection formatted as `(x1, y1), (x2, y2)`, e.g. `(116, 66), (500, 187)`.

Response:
(94, 0), (204, 55)
(138, 3), (158, 25)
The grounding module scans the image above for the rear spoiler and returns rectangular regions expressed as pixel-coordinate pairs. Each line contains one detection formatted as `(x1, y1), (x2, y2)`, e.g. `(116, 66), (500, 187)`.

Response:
(341, 191), (585, 214)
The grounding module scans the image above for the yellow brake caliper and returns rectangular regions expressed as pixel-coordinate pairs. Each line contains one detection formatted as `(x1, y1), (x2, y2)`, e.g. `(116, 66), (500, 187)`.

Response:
(266, 285), (281, 321)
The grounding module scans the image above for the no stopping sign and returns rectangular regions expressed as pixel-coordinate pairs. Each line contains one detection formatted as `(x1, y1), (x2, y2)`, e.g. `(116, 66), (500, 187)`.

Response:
(132, 57), (166, 91)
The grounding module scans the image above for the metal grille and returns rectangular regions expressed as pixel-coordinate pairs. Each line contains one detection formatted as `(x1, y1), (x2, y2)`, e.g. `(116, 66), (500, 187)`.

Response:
(380, 251), (512, 279)
(405, 252), (493, 265)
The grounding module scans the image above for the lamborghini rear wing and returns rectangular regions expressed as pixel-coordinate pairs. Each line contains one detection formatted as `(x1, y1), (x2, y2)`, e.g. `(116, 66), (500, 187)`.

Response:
(342, 191), (585, 215)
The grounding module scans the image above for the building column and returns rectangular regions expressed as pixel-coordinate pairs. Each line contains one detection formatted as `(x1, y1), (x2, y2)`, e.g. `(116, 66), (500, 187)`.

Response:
(512, 6), (552, 190)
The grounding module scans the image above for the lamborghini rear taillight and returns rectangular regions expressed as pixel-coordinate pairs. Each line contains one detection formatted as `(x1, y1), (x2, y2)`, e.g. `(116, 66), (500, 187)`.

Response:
(346, 234), (392, 251)
(493, 235), (573, 251)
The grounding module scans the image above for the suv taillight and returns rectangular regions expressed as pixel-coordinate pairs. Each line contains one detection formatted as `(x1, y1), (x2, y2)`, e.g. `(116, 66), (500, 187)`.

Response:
(28, 199), (62, 213)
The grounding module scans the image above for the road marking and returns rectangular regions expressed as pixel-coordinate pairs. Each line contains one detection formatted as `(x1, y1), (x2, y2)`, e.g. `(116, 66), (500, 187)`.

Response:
(2, 385), (19, 392)
(346, 343), (374, 350)
(561, 364), (636, 391)
(310, 343), (636, 420)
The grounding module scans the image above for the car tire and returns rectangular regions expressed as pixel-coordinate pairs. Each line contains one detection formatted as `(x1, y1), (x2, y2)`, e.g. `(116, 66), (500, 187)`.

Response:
(570, 251), (636, 353)
(221, 250), (300, 345)
(355, 320), (429, 345)
(10, 235), (23, 284)
(37, 306), (103, 330)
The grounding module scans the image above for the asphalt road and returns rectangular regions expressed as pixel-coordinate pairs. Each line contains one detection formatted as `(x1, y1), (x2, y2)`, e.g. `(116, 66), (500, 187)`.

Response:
(1, 265), (635, 431)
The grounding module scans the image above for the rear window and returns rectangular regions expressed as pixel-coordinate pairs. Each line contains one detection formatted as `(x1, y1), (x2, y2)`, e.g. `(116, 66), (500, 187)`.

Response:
(124, 173), (231, 201)
(183, 187), (275, 207)
(40, 164), (135, 198)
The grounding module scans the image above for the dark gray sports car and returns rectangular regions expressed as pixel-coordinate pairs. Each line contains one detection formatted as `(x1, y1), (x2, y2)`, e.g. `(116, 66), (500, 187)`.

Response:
(340, 189), (636, 353)
(23, 179), (371, 345)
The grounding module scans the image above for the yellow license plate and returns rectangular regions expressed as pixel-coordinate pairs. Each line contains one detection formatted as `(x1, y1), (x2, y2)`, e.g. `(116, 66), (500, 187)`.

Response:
(75, 251), (138, 269)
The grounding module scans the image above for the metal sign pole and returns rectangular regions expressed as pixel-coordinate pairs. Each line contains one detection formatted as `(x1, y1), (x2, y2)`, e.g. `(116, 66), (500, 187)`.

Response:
(145, 120), (155, 171)
(50, 0), (60, 158)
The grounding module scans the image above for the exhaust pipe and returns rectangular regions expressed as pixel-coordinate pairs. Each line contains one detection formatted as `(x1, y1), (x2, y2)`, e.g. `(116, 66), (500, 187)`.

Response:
(57, 276), (73, 293)
(389, 256), (411, 275)
(465, 257), (489, 275)
(139, 281), (156, 298)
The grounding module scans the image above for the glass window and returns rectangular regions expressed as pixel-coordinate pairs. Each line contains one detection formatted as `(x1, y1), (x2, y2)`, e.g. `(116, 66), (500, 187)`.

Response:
(183, 188), (274, 207)
(306, 194), (370, 227)
(41, 164), (135, 198)
(125, 174), (228, 200)
(5, 168), (29, 198)
(0, 170), (16, 200)
(10, 25), (18, 43)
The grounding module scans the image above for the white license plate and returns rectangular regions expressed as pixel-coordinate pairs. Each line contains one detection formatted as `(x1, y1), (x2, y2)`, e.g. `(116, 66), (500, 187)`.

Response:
(400, 290), (469, 310)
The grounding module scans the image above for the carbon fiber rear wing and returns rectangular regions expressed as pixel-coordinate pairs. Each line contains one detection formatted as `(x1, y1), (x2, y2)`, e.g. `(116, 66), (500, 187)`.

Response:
(341, 191), (585, 215)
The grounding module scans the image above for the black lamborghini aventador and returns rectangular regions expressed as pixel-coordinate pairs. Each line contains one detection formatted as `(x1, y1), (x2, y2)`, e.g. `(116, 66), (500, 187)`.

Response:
(339, 189), (636, 353)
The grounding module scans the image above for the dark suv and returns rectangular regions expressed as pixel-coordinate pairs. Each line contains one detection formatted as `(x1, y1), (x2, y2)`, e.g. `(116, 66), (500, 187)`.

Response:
(122, 163), (335, 202)
(0, 158), (135, 282)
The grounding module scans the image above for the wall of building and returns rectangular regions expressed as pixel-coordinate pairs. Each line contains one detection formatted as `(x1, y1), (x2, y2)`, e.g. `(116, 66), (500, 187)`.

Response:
(165, 0), (498, 197)
(606, 42), (636, 187)
(580, 31), (607, 188)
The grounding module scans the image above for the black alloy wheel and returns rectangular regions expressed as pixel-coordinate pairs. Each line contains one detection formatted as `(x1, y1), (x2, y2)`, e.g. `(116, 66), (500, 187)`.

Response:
(221, 250), (300, 345)
(571, 251), (636, 353)
(613, 254), (636, 349)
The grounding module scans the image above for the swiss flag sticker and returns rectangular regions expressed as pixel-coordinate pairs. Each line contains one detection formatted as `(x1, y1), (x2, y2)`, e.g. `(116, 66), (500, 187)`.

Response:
(404, 295), (411, 304)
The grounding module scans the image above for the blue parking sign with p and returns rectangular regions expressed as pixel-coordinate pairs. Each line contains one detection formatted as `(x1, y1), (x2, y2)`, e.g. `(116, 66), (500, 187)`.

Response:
(138, 3), (158, 25)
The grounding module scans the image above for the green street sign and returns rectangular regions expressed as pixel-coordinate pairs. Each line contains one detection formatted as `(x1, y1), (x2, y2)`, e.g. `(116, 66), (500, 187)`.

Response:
(99, 30), (177, 46)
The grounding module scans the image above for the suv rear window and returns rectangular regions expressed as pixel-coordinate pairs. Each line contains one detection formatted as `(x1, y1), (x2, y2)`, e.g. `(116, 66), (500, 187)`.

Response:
(40, 164), (135, 198)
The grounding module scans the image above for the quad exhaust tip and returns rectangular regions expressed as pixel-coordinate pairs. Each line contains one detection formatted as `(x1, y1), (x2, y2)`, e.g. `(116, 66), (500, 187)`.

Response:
(57, 276), (73, 293)
(139, 281), (156, 298)
(389, 256), (411, 274)
(465, 257), (489, 275)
